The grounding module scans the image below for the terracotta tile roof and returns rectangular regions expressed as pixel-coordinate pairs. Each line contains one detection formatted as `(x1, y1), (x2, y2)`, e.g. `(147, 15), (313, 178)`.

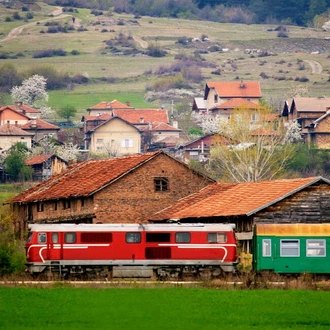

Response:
(20, 119), (60, 130)
(26, 154), (56, 166)
(211, 98), (260, 110)
(291, 97), (330, 112)
(206, 81), (262, 98)
(83, 114), (112, 122)
(88, 100), (134, 110)
(0, 124), (34, 136)
(10, 151), (189, 204)
(113, 109), (169, 124)
(151, 122), (181, 131)
(150, 177), (329, 221)
(1, 104), (41, 114)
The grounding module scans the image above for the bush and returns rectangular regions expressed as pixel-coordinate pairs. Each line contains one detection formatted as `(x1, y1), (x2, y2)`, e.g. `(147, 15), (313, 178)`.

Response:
(5, 17), (12, 22)
(12, 12), (22, 20)
(146, 44), (167, 57)
(25, 12), (33, 20)
(70, 50), (80, 55)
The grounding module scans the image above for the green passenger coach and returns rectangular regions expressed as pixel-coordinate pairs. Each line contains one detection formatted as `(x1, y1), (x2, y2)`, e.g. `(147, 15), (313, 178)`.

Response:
(253, 224), (330, 274)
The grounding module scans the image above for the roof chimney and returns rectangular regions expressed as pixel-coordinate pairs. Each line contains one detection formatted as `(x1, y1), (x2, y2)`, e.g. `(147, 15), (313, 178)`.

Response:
(126, 101), (130, 107)
(15, 101), (23, 111)
(240, 80), (245, 88)
(172, 120), (178, 129)
(31, 117), (37, 128)
(140, 117), (144, 123)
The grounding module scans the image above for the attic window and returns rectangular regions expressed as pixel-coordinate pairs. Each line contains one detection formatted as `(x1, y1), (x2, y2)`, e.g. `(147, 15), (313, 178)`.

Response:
(154, 177), (169, 192)
(214, 95), (218, 102)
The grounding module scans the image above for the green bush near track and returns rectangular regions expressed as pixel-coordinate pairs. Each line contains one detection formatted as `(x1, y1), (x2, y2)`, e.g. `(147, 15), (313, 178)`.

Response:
(0, 287), (330, 329)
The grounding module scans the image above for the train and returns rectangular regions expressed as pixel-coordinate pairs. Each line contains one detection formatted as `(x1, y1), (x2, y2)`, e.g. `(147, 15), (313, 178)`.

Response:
(25, 223), (239, 279)
(253, 223), (330, 274)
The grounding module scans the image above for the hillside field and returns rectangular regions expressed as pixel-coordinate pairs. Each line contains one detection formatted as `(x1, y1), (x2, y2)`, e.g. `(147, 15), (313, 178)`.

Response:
(1, 287), (330, 329)
(1, 2), (330, 118)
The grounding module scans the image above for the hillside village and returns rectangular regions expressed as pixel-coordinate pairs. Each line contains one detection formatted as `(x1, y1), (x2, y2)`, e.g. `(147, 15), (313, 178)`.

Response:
(3, 80), (330, 256)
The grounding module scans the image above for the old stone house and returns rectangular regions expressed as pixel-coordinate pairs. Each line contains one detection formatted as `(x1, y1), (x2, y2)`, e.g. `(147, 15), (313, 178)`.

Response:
(149, 177), (330, 253)
(9, 150), (214, 237)
(304, 111), (330, 148)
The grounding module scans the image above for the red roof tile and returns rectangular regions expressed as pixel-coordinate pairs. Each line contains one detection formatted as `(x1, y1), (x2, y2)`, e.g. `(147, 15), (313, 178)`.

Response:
(150, 177), (329, 220)
(26, 154), (55, 165)
(113, 109), (169, 124)
(0, 124), (34, 136)
(211, 98), (260, 110)
(20, 119), (60, 130)
(10, 151), (184, 203)
(1, 104), (41, 114)
(83, 114), (112, 122)
(88, 100), (134, 110)
(206, 81), (262, 98)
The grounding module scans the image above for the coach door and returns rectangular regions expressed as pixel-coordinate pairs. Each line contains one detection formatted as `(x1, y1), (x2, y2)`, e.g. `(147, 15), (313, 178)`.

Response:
(46, 232), (62, 261)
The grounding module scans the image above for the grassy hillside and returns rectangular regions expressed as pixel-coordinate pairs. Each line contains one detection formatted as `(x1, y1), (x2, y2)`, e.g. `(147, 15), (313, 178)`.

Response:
(1, 2), (330, 116)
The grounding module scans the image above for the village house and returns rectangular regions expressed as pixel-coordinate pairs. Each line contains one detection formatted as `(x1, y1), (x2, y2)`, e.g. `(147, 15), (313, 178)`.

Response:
(86, 100), (134, 116)
(0, 102), (41, 122)
(9, 150), (214, 237)
(25, 154), (68, 181)
(281, 97), (330, 146)
(149, 177), (330, 253)
(84, 116), (141, 155)
(20, 118), (60, 143)
(0, 123), (34, 152)
(193, 81), (262, 117)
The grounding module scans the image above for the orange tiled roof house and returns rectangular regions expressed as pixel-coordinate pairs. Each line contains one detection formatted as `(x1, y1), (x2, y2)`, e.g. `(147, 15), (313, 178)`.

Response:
(149, 177), (330, 253)
(9, 151), (214, 237)
(193, 81), (262, 116)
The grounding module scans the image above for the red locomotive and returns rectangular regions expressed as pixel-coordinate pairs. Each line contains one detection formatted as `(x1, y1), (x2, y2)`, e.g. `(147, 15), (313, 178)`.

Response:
(26, 223), (238, 279)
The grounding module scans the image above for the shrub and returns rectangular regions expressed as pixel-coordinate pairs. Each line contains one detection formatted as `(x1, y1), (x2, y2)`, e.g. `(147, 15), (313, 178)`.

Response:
(25, 13), (33, 20)
(21, 6), (29, 12)
(71, 74), (89, 84)
(70, 50), (80, 55)
(12, 12), (22, 20)
(5, 17), (12, 22)
(295, 76), (309, 82)
(177, 36), (188, 45)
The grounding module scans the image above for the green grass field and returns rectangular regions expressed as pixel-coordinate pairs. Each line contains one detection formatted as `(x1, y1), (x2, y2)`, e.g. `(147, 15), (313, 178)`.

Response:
(0, 287), (330, 329)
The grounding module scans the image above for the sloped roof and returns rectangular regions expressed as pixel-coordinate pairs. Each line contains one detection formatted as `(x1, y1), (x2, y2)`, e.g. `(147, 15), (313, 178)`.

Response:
(205, 81), (262, 99)
(308, 110), (330, 127)
(82, 114), (112, 122)
(89, 116), (141, 132)
(25, 154), (68, 166)
(10, 151), (211, 204)
(150, 177), (330, 221)
(210, 98), (260, 110)
(291, 97), (330, 112)
(87, 100), (134, 110)
(113, 109), (169, 124)
(193, 97), (207, 110)
(1, 104), (41, 114)
(20, 118), (60, 130)
(0, 124), (34, 136)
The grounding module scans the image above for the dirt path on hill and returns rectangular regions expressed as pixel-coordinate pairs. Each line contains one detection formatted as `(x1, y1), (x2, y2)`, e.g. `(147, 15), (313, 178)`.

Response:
(133, 35), (148, 49)
(0, 7), (79, 43)
(303, 60), (323, 74)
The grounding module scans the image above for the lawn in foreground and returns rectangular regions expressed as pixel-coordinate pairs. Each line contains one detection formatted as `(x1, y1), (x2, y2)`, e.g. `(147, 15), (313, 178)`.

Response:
(1, 287), (330, 330)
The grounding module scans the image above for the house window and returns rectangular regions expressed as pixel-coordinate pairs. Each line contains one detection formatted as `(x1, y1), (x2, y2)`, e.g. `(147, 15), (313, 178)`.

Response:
(207, 232), (227, 243)
(96, 139), (104, 143)
(37, 202), (44, 212)
(121, 138), (133, 148)
(280, 239), (300, 257)
(65, 232), (76, 243)
(97, 147), (104, 151)
(262, 239), (271, 257)
(81, 198), (85, 207)
(63, 200), (71, 210)
(154, 177), (169, 192)
(251, 113), (259, 122)
(306, 239), (326, 257)
(126, 232), (141, 243)
(214, 95), (218, 103)
(53, 201), (57, 211)
(175, 232), (190, 243)
(189, 151), (199, 160)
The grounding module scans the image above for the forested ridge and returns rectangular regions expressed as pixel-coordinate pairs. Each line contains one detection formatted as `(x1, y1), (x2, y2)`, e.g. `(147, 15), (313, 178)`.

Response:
(42, 0), (330, 26)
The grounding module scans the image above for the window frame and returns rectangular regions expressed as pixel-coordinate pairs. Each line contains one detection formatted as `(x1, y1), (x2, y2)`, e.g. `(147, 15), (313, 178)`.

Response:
(154, 177), (169, 192)
(306, 239), (326, 257)
(280, 239), (300, 257)
(207, 232), (227, 243)
(38, 233), (47, 244)
(262, 239), (271, 257)
(64, 232), (76, 244)
(126, 232), (141, 244)
(175, 232), (191, 243)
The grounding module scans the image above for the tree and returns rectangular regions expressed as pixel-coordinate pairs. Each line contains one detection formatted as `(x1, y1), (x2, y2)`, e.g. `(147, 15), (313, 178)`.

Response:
(0, 63), (21, 93)
(207, 107), (296, 182)
(56, 105), (77, 122)
(4, 143), (33, 182)
(11, 74), (48, 107)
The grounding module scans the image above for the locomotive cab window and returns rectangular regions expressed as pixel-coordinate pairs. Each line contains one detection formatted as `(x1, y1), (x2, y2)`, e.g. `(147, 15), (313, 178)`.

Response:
(207, 232), (227, 243)
(175, 232), (190, 243)
(280, 239), (300, 257)
(65, 232), (76, 244)
(52, 233), (58, 244)
(126, 232), (141, 243)
(38, 233), (46, 244)
(262, 239), (271, 257)
(306, 239), (326, 257)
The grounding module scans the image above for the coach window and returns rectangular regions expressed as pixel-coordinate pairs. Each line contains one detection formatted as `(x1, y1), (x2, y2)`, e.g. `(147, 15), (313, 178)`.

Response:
(126, 232), (141, 243)
(52, 233), (58, 244)
(65, 232), (76, 244)
(38, 233), (47, 244)
(175, 232), (190, 243)
(207, 232), (227, 243)
(306, 239), (326, 257)
(280, 239), (300, 257)
(262, 239), (271, 257)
